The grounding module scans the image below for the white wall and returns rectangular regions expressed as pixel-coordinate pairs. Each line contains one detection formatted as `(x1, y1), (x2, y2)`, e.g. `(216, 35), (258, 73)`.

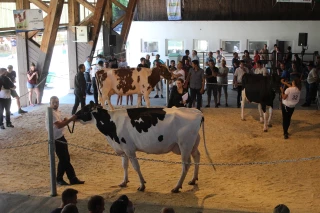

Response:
(126, 21), (320, 67)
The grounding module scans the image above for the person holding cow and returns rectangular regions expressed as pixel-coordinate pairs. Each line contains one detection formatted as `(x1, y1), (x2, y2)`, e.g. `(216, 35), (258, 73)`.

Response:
(187, 60), (205, 110)
(233, 60), (249, 108)
(46, 96), (85, 186)
(72, 64), (86, 115)
(280, 78), (301, 139)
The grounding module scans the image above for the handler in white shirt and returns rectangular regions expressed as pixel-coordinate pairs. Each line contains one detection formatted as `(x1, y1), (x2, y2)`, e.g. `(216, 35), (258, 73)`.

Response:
(280, 78), (301, 139)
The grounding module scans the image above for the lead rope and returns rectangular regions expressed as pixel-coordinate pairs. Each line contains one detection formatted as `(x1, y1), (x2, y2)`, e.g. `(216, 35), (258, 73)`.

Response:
(67, 121), (75, 133)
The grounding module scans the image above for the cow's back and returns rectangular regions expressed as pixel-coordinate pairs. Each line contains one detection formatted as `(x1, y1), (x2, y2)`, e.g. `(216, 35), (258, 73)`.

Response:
(97, 107), (203, 154)
(242, 74), (273, 104)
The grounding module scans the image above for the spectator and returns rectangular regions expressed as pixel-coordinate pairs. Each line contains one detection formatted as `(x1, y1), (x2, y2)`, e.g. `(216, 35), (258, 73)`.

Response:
(271, 44), (278, 65)
(10, 37), (17, 58)
(284, 46), (293, 70)
(181, 50), (191, 66)
(104, 61), (109, 68)
(233, 60), (249, 108)
(161, 207), (175, 213)
(27, 62), (41, 106)
(172, 61), (185, 81)
(46, 96), (85, 186)
(91, 61), (104, 105)
(145, 54), (151, 68)
(168, 79), (188, 108)
(138, 57), (148, 68)
(217, 59), (229, 107)
(187, 60), (205, 110)
(0, 68), (15, 129)
(205, 51), (216, 67)
(242, 50), (253, 71)
(254, 60), (268, 76)
(191, 50), (199, 62)
(61, 204), (79, 213)
(280, 62), (291, 89)
(7, 65), (27, 114)
(50, 188), (78, 213)
(152, 54), (165, 67)
(84, 56), (93, 95)
(280, 78), (301, 139)
(293, 54), (302, 73)
(116, 195), (134, 213)
(88, 195), (105, 213)
(169, 60), (177, 71)
(154, 60), (164, 98)
(301, 61), (318, 107)
(205, 59), (219, 108)
(288, 62), (301, 81)
(273, 204), (290, 213)
(216, 50), (223, 67)
(253, 50), (260, 69)
(183, 58), (192, 78)
(260, 44), (269, 66)
(109, 53), (118, 68)
(95, 54), (106, 65)
(232, 53), (240, 90)
(72, 64), (86, 115)
(118, 57), (128, 68)
(110, 199), (128, 213)
(276, 46), (283, 65)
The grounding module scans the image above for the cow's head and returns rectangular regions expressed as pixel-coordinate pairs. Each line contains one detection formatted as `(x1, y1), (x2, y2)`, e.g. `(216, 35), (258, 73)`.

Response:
(75, 101), (99, 124)
(155, 65), (172, 80)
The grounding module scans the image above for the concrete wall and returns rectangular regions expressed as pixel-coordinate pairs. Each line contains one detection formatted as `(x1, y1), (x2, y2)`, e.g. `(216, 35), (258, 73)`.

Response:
(126, 21), (320, 67)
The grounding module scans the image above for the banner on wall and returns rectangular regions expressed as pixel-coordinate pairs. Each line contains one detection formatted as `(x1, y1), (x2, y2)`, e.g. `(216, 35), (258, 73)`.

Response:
(13, 9), (44, 32)
(166, 0), (182, 21)
(276, 0), (312, 3)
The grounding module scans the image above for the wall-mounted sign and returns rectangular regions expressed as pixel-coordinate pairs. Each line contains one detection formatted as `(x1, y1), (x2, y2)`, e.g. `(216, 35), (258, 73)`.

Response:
(75, 26), (88, 42)
(13, 9), (44, 32)
(166, 0), (182, 21)
(277, 0), (312, 3)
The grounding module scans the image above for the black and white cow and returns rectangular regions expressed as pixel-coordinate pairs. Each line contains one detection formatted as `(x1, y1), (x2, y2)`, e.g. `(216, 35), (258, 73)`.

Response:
(241, 73), (281, 132)
(76, 102), (206, 193)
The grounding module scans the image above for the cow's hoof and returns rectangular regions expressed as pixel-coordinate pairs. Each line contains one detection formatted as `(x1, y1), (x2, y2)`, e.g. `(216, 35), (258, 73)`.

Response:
(241, 119), (246, 121)
(264, 129), (268, 132)
(188, 178), (198, 185)
(268, 124), (272, 127)
(119, 182), (128, 188)
(137, 185), (145, 192)
(171, 188), (181, 193)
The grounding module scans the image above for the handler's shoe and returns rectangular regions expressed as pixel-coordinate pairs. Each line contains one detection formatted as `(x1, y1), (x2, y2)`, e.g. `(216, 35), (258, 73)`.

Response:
(0, 125), (5, 129)
(57, 180), (69, 186)
(6, 123), (14, 128)
(70, 177), (85, 185)
(18, 109), (27, 114)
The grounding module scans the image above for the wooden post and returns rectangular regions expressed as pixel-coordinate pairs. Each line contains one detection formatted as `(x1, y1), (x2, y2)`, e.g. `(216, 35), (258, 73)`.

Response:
(36, 0), (64, 103)
(68, 0), (80, 89)
(121, 0), (138, 45)
(16, 0), (30, 107)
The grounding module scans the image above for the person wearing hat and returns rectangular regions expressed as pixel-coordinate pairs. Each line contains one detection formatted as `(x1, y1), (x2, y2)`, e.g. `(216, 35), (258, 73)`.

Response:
(0, 68), (15, 129)
(6, 65), (27, 114)
(109, 53), (118, 68)
(302, 61), (319, 107)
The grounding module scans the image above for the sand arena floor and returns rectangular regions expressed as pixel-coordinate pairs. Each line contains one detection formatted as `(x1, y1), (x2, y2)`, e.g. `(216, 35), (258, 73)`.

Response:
(0, 104), (320, 213)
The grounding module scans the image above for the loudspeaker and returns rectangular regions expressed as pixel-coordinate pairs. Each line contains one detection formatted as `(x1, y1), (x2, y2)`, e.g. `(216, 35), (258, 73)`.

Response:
(298, 33), (308, 46)
(109, 35), (116, 46)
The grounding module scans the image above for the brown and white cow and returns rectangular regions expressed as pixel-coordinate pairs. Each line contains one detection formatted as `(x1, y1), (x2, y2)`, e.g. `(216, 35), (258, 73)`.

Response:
(95, 66), (172, 110)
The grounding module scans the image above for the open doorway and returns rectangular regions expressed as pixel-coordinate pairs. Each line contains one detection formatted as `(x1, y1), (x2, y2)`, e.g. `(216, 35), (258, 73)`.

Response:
(277, 40), (293, 53)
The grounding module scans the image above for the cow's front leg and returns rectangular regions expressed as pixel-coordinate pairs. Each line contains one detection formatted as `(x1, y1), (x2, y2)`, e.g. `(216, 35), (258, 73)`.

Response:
(172, 156), (191, 193)
(268, 106), (273, 127)
(144, 94), (151, 108)
(241, 90), (246, 121)
(128, 154), (146, 191)
(106, 97), (114, 110)
(119, 155), (129, 187)
(258, 104), (264, 123)
(137, 94), (142, 107)
(263, 112), (268, 132)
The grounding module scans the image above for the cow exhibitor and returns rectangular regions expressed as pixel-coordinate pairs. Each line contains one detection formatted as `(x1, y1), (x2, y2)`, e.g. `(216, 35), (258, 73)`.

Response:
(46, 96), (85, 186)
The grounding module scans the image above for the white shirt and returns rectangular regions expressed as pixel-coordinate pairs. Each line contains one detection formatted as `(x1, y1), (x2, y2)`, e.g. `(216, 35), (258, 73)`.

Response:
(282, 87), (301, 108)
(90, 65), (103, 78)
(218, 67), (229, 84)
(173, 69), (185, 80)
(191, 55), (199, 62)
(118, 61), (128, 68)
(254, 67), (269, 76)
(0, 86), (11, 99)
(307, 68), (318, 84)
(45, 109), (64, 140)
(234, 67), (248, 83)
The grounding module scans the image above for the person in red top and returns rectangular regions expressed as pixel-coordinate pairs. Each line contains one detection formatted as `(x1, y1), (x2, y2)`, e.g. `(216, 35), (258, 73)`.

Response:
(253, 50), (260, 69)
(26, 62), (40, 106)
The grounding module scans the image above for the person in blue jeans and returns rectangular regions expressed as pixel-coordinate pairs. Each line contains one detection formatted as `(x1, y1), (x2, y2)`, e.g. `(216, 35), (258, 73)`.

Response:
(302, 62), (319, 107)
(187, 60), (205, 110)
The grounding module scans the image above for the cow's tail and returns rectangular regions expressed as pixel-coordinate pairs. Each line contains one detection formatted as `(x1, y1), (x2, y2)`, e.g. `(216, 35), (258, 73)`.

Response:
(201, 117), (216, 171)
(95, 72), (103, 100)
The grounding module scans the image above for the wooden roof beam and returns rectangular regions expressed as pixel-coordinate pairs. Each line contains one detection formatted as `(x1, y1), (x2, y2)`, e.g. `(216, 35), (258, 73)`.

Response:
(111, 14), (125, 29)
(111, 0), (127, 12)
(76, 0), (95, 12)
(121, 0), (137, 43)
(29, 0), (49, 13)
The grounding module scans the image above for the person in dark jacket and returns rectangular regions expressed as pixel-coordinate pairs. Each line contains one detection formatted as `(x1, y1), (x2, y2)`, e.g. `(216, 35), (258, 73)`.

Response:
(168, 79), (189, 108)
(72, 64), (86, 115)
(0, 68), (15, 129)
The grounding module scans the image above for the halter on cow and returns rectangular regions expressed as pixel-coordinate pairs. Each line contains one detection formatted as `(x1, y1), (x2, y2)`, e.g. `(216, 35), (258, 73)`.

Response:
(95, 65), (172, 110)
(241, 72), (281, 132)
(75, 102), (213, 193)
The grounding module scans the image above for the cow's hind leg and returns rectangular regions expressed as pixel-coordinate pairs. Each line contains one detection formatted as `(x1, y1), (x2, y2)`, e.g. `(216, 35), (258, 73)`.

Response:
(172, 155), (191, 193)
(137, 94), (142, 107)
(128, 154), (146, 191)
(241, 89), (246, 121)
(268, 106), (273, 127)
(144, 94), (151, 108)
(261, 104), (268, 132)
(188, 134), (200, 185)
(258, 104), (264, 123)
(119, 155), (129, 187)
